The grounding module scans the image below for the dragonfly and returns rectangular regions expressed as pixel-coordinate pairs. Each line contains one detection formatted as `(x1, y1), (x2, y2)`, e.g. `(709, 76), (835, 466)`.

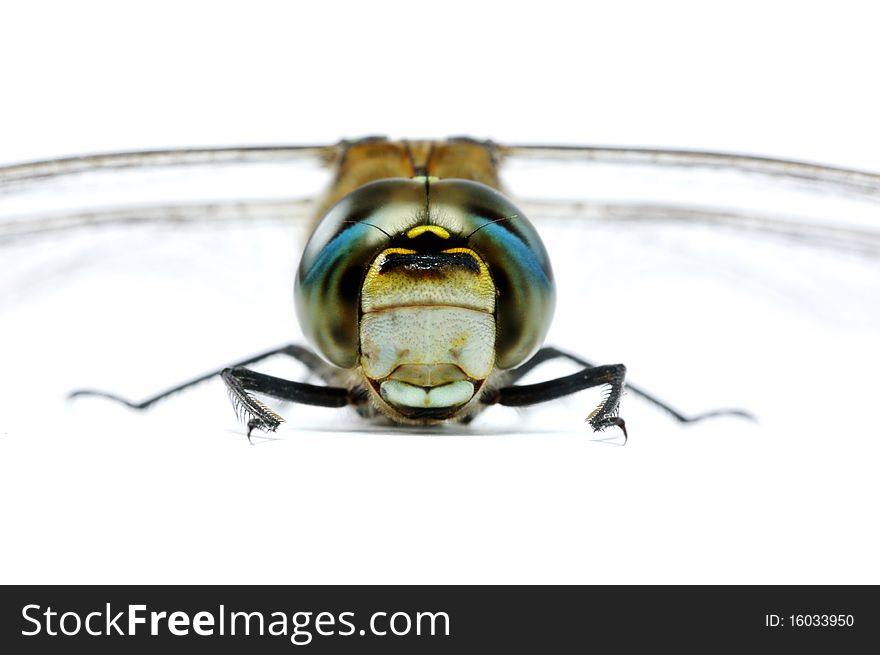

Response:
(2, 137), (878, 442)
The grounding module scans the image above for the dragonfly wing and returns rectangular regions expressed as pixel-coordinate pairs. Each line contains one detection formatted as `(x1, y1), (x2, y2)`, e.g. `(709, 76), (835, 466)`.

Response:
(498, 144), (880, 255)
(0, 145), (344, 341)
(0, 144), (339, 187)
(0, 144), (341, 242)
(0, 151), (336, 436)
(516, 199), (880, 256)
(496, 145), (880, 440)
(497, 144), (880, 197)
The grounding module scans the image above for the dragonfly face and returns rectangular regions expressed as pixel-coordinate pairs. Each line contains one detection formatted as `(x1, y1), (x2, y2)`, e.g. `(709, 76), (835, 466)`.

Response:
(295, 176), (555, 423)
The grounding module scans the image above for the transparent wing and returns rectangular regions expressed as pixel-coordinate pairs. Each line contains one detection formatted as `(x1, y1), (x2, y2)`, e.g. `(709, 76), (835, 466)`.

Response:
(497, 144), (880, 255)
(0, 144), (340, 241)
(0, 144), (345, 438)
(0, 144), (337, 186)
(496, 144), (880, 441)
(0, 143), (339, 315)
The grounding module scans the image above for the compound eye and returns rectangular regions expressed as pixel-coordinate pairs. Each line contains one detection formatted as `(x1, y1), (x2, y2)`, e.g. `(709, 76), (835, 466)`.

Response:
(294, 179), (426, 368)
(429, 180), (556, 369)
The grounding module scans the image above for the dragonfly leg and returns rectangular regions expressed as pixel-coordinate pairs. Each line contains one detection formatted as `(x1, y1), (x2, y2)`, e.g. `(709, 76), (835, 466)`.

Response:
(487, 363), (628, 438)
(504, 346), (755, 426)
(221, 367), (349, 439)
(68, 343), (331, 410)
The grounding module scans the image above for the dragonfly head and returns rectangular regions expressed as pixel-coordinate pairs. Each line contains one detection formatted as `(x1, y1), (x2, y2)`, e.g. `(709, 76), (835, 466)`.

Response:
(295, 178), (555, 422)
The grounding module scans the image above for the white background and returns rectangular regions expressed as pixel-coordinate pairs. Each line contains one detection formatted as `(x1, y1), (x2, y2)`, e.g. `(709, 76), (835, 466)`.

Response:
(1, 0), (879, 584)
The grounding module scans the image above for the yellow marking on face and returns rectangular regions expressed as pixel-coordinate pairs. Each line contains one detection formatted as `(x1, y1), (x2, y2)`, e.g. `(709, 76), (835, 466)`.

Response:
(406, 225), (450, 240)
(378, 247), (417, 256)
(361, 247), (496, 313)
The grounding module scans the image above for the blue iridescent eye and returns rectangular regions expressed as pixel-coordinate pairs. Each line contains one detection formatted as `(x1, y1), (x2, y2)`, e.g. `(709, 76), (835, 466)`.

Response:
(294, 179), (424, 369)
(428, 179), (556, 369)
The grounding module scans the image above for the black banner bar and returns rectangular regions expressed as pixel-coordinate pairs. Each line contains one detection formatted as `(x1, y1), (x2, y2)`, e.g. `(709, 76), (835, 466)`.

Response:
(1, 585), (875, 653)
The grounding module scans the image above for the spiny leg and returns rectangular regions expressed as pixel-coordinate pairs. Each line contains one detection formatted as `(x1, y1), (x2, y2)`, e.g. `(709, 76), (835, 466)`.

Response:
(68, 343), (331, 410)
(507, 346), (755, 424)
(486, 363), (629, 439)
(221, 367), (349, 439)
